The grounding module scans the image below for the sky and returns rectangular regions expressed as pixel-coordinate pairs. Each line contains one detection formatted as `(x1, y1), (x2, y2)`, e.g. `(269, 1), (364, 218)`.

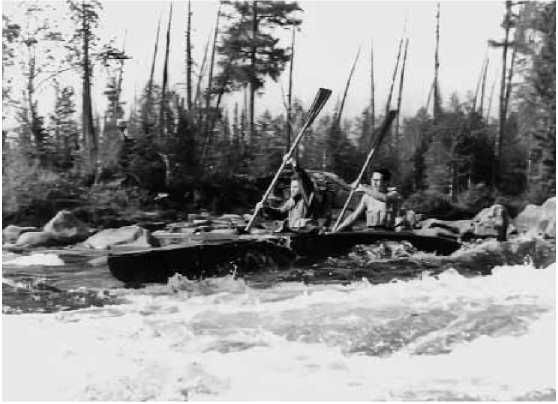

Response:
(3, 0), (508, 125)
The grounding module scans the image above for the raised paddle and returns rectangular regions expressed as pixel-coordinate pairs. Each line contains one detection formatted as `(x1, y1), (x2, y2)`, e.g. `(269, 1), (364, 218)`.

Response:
(331, 110), (398, 233)
(244, 88), (332, 232)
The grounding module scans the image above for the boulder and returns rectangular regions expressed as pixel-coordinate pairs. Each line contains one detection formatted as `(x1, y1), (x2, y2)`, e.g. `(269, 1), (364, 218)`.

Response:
(542, 197), (556, 238)
(151, 230), (194, 247)
(418, 204), (512, 241)
(514, 197), (556, 238)
(14, 231), (57, 248)
(218, 214), (243, 222)
(43, 210), (92, 243)
(413, 227), (459, 240)
(418, 218), (473, 237)
(192, 219), (211, 226)
(165, 221), (198, 232)
(83, 225), (153, 250)
(187, 213), (209, 222)
(3, 225), (39, 244)
(471, 204), (510, 240)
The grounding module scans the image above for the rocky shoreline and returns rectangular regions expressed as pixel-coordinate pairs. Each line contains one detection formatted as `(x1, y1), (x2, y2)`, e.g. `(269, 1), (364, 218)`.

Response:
(2, 197), (555, 285)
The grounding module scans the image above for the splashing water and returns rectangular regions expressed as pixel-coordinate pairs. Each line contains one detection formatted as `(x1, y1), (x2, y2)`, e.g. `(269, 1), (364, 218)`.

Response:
(3, 262), (554, 401)
(4, 253), (65, 267)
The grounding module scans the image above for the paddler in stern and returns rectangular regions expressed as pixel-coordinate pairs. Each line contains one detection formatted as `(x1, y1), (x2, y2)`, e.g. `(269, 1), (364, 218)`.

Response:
(336, 168), (402, 231)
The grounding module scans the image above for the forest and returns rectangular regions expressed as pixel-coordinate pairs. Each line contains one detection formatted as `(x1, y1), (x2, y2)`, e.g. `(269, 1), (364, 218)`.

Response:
(2, 1), (556, 227)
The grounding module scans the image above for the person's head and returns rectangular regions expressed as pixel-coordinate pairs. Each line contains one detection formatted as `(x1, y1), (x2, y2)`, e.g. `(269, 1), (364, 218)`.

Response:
(290, 169), (313, 199)
(370, 168), (390, 191)
(290, 175), (301, 197)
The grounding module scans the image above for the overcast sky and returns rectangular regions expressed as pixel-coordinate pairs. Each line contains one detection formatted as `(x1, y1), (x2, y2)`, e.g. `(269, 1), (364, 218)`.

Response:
(4, 0), (508, 123)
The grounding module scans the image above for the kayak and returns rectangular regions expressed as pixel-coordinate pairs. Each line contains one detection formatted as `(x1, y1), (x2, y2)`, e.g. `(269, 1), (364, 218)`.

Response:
(107, 230), (461, 284)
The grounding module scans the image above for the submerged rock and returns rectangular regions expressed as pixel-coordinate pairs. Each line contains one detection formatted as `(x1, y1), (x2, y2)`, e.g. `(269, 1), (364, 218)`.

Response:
(83, 225), (153, 250)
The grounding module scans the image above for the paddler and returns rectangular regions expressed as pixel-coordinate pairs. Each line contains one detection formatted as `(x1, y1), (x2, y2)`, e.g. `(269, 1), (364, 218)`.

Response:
(255, 158), (324, 231)
(336, 168), (402, 231)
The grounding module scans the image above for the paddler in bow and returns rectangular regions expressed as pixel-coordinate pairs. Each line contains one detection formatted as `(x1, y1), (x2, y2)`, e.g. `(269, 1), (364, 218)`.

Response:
(255, 158), (326, 232)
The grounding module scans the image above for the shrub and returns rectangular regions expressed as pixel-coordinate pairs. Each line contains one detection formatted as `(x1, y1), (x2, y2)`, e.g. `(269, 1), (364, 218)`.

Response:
(455, 183), (495, 214)
(2, 155), (85, 226)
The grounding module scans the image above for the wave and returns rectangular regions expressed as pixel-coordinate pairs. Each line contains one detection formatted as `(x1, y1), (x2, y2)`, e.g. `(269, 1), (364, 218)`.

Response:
(3, 262), (555, 400)
(3, 252), (65, 267)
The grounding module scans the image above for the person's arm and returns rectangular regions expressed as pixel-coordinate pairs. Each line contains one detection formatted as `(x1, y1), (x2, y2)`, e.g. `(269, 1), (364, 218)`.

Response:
(357, 184), (387, 202)
(257, 199), (291, 220)
(290, 159), (315, 208)
(336, 197), (366, 232)
(358, 184), (401, 203)
(276, 198), (294, 214)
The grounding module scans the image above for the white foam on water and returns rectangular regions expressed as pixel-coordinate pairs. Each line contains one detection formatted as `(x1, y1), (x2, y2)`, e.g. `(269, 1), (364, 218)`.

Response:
(3, 253), (65, 267)
(3, 263), (555, 400)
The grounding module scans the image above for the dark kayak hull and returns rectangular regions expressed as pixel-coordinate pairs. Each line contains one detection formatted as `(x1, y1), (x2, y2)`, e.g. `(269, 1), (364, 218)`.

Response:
(108, 230), (460, 284)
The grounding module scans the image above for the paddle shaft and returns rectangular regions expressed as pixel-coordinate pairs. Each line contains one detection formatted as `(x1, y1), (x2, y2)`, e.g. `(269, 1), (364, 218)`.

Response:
(245, 88), (332, 232)
(332, 110), (398, 232)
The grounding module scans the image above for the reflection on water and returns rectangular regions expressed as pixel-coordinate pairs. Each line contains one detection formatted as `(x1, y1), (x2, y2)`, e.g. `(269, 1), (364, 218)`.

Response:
(2, 248), (555, 400)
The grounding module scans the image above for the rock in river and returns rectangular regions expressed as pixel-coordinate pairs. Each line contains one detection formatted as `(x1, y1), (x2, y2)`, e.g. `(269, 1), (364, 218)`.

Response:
(43, 210), (92, 243)
(83, 225), (154, 250)
(3, 225), (39, 244)
(14, 231), (57, 248)
(514, 197), (556, 238)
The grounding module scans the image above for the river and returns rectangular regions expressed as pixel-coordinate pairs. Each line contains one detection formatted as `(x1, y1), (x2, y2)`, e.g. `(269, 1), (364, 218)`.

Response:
(2, 249), (555, 400)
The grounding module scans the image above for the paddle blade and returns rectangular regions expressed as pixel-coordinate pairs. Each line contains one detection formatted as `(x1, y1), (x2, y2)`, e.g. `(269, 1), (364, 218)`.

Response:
(303, 88), (332, 128)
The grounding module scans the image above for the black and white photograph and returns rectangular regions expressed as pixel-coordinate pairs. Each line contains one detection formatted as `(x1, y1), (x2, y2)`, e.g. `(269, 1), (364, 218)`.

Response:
(2, 0), (556, 400)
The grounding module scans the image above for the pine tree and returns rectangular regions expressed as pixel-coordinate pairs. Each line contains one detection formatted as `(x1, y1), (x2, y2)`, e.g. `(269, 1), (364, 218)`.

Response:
(515, 1), (556, 201)
(8, 2), (66, 165)
(216, 1), (302, 144)
(49, 83), (79, 169)
(66, 0), (128, 175)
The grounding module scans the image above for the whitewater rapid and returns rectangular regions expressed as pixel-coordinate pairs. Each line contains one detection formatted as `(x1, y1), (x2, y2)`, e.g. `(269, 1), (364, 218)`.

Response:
(3, 263), (555, 400)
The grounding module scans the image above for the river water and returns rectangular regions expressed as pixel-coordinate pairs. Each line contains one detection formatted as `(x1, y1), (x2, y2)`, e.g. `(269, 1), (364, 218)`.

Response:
(2, 249), (556, 401)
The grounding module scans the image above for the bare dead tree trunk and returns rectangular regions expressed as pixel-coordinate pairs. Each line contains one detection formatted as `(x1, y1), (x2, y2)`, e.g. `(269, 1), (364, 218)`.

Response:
(433, 2), (442, 121)
(194, 33), (210, 123)
(370, 39), (375, 133)
(286, 26), (295, 154)
(503, 45), (516, 125)
(472, 58), (486, 113)
(425, 80), (434, 113)
(25, 43), (43, 157)
(385, 37), (403, 115)
(337, 46), (361, 126)
(81, 4), (97, 173)
(159, 3), (173, 139)
(241, 85), (248, 153)
(394, 38), (409, 142)
(204, 3), (221, 136)
(201, 57), (234, 162)
(145, 18), (161, 134)
(479, 57), (489, 116)
(497, 0), (512, 171)
(486, 79), (496, 122)
(114, 33), (126, 123)
(186, 0), (193, 110)
(248, 0), (258, 145)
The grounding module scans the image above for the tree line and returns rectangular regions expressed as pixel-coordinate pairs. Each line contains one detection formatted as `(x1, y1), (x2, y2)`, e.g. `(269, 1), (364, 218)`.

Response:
(2, 1), (555, 224)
